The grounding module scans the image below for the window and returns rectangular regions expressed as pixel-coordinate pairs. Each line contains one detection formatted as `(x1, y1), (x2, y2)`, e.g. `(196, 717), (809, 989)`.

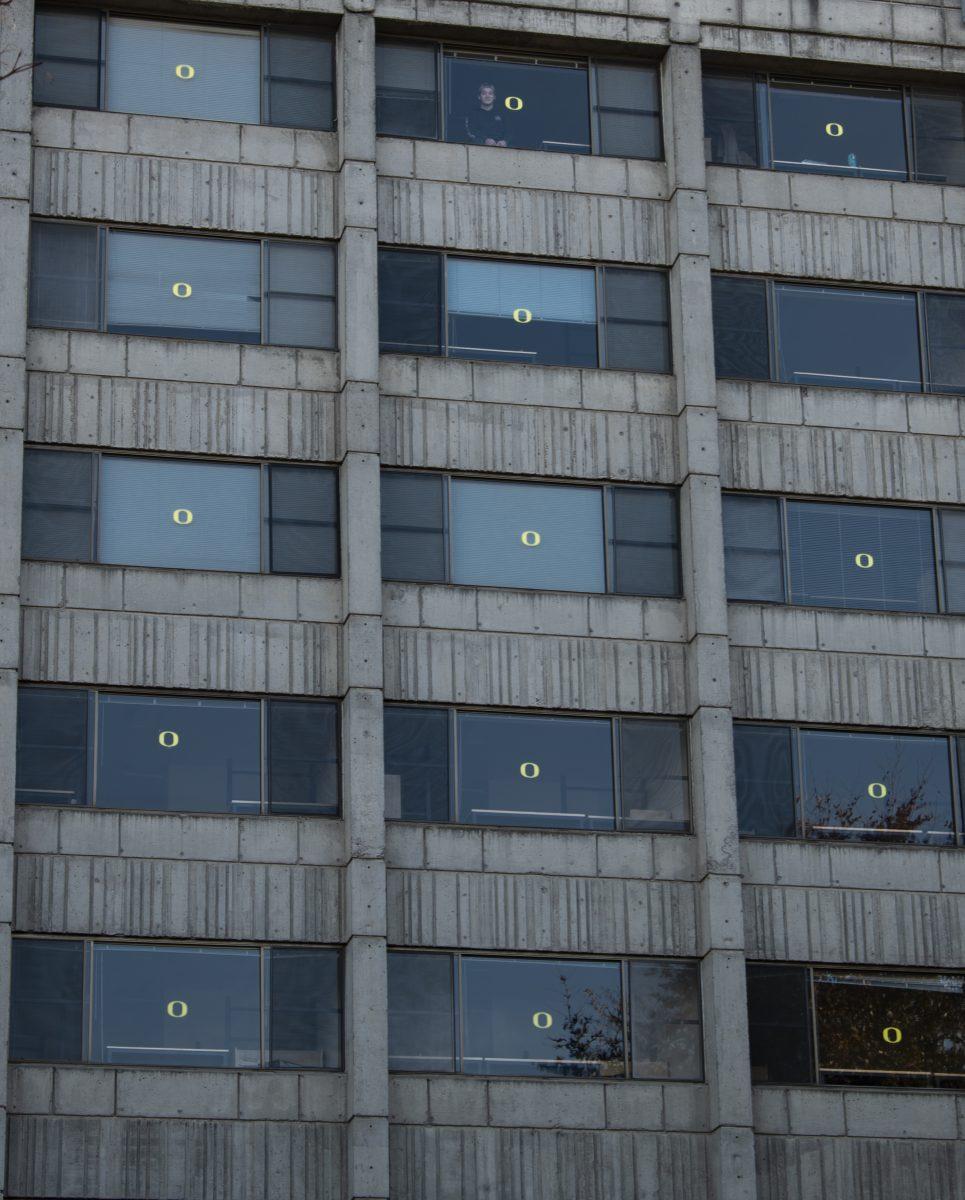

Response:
(735, 722), (963, 846)
(384, 706), (689, 832)
(747, 964), (965, 1090)
(381, 472), (680, 597)
(704, 73), (965, 186)
(378, 249), (671, 372)
(712, 275), (965, 394)
(29, 222), (336, 349)
(15, 686), (339, 816)
(388, 952), (702, 1080)
(21, 449), (339, 576)
(376, 41), (661, 160)
(722, 493), (964, 615)
(10, 939), (342, 1069)
(34, 8), (334, 130)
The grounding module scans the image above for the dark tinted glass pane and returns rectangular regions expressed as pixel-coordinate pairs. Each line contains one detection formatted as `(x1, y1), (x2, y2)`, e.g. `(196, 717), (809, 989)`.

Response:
(29, 221), (101, 331)
(376, 41), (438, 139)
(603, 268), (670, 372)
(801, 729), (954, 847)
(924, 292), (965, 396)
(16, 687), (89, 807)
(266, 31), (334, 131)
(388, 951), (455, 1072)
(711, 276), (769, 380)
(458, 711), (614, 831)
(378, 248), (442, 356)
(787, 500), (937, 613)
(595, 62), (661, 160)
(22, 448), (94, 562)
(610, 486), (679, 596)
(912, 91), (965, 186)
(444, 55), (589, 154)
(10, 939), (85, 1062)
(269, 948), (341, 1069)
(268, 699), (339, 816)
(620, 718), (689, 832)
(775, 284), (921, 392)
(746, 964), (813, 1084)
(733, 724), (795, 838)
(447, 258), (598, 368)
(384, 705), (450, 822)
(462, 956), (624, 1078)
(34, 7), (101, 108)
(939, 509), (965, 614)
(269, 464), (338, 575)
(90, 943), (261, 1067)
(96, 693), (260, 814)
(380, 471), (447, 583)
(629, 960), (701, 1080)
(266, 242), (336, 350)
(703, 74), (757, 166)
(722, 494), (785, 602)
(814, 971), (965, 1088)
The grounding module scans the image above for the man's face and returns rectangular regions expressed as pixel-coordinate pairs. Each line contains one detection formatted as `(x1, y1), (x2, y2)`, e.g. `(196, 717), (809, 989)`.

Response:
(479, 85), (495, 108)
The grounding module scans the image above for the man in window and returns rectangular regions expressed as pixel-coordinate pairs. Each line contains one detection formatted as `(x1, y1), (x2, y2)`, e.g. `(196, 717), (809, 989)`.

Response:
(464, 82), (507, 147)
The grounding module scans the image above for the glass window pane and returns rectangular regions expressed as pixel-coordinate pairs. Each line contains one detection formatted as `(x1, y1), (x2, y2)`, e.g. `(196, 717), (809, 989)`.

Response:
(711, 276), (769, 381)
(801, 729), (954, 847)
(451, 478), (604, 592)
(22, 448), (94, 562)
(734, 724), (796, 838)
(10, 939), (85, 1063)
(814, 970), (965, 1088)
(380, 471), (447, 583)
(266, 30), (334, 131)
(746, 964), (814, 1084)
(378, 248), (443, 356)
(912, 91), (965, 186)
(105, 17), (260, 123)
(768, 82), (907, 181)
(266, 242), (335, 350)
(268, 464), (338, 575)
(269, 948), (341, 1069)
(458, 712), (614, 831)
(16, 687), (89, 808)
(620, 719), (689, 832)
(106, 231), (261, 343)
(34, 7), (101, 108)
(775, 283), (921, 392)
(603, 268), (670, 373)
(940, 508), (965, 614)
(610, 486), (679, 596)
(97, 456), (262, 572)
(376, 41), (439, 139)
(924, 292), (965, 396)
(703, 74), (757, 166)
(787, 500), (937, 613)
(629, 960), (701, 1081)
(444, 54), (590, 154)
(722, 494), (785, 602)
(388, 951), (455, 1072)
(29, 221), (101, 331)
(447, 258), (598, 368)
(384, 705), (450, 822)
(268, 699), (339, 816)
(595, 62), (661, 160)
(462, 956), (624, 1078)
(91, 943), (261, 1067)
(96, 694), (260, 815)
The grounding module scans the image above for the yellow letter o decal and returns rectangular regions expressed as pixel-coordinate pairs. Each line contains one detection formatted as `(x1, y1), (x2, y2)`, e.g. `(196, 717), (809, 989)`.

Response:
(854, 552), (874, 569)
(172, 282), (192, 299)
(172, 508), (193, 525)
(513, 308), (532, 324)
(882, 1026), (902, 1044)
(158, 730), (179, 749)
(166, 1000), (188, 1018)
(825, 122), (844, 137)
(532, 1011), (552, 1029)
(520, 762), (540, 780)
(175, 64), (195, 80)
(505, 96), (523, 111)
(521, 530), (541, 547)
(868, 782), (888, 800)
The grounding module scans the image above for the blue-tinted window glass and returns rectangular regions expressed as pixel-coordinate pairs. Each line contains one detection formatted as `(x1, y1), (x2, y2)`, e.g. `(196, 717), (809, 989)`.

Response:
(734, 724), (796, 838)
(787, 500), (937, 613)
(711, 276), (770, 381)
(380, 471), (447, 582)
(269, 948), (341, 1069)
(16, 687), (89, 807)
(96, 694), (260, 814)
(801, 729), (954, 846)
(595, 62), (662, 161)
(376, 41), (439, 139)
(450, 479), (605, 592)
(384, 705), (450, 822)
(33, 7), (102, 109)
(722, 494), (785, 602)
(775, 284), (921, 392)
(913, 91), (965, 186)
(21, 447), (94, 562)
(703, 74), (758, 166)
(629, 960), (702, 1080)
(940, 508), (965, 614)
(388, 952), (455, 1072)
(446, 258), (598, 368)
(106, 231), (261, 342)
(457, 712), (614, 831)
(97, 456), (261, 572)
(620, 719), (689, 832)
(10, 938), (85, 1063)
(90, 943), (261, 1067)
(924, 292), (965, 396)
(461, 956), (624, 1078)
(105, 18), (261, 123)
(268, 699), (339, 816)
(29, 222), (101, 332)
(265, 30), (334, 132)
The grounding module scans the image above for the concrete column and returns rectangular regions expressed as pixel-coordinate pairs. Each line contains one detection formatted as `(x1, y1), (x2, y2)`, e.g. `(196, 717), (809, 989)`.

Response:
(663, 38), (759, 1200)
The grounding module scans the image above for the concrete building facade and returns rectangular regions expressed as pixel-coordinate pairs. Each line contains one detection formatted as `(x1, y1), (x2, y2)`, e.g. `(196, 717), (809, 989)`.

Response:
(0, 0), (963, 1197)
